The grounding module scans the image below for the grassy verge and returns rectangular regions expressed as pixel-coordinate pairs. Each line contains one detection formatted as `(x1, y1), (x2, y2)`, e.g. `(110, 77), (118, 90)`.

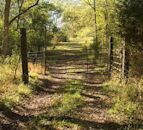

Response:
(103, 78), (143, 129)
(0, 55), (39, 111)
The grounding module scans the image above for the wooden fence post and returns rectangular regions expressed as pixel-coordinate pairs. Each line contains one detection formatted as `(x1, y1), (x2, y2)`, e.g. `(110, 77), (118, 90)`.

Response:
(20, 28), (29, 84)
(44, 26), (47, 75)
(125, 46), (130, 80)
(121, 39), (129, 83)
(86, 47), (89, 73)
(108, 36), (113, 77)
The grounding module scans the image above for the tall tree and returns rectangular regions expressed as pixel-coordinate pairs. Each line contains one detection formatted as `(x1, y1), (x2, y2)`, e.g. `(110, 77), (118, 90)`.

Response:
(2, 0), (39, 56)
(2, 0), (11, 55)
(84, 0), (98, 43)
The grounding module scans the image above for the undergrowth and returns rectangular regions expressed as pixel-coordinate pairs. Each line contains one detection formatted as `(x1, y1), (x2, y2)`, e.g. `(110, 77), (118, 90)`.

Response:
(0, 55), (39, 111)
(104, 78), (143, 129)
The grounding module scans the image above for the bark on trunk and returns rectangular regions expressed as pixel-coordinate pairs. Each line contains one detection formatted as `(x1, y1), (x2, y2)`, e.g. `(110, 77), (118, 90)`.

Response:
(2, 0), (11, 56)
(93, 0), (98, 43)
(105, 0), (109, 45)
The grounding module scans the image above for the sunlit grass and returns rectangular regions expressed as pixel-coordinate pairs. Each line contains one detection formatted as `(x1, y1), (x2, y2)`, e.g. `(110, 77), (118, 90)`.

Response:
(103, 78), (143, 127)
(27, 80), (85, 129)
(17, 83), (32, 95)
(0, 55), (40, 110)
(47, 41), (90, 51)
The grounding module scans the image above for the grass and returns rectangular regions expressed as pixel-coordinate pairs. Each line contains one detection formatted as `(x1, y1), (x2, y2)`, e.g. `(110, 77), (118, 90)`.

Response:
(0, 55), (40, 110)
(103, 78), (143, 129)
(63, 80), (84, 93)
(26, 80), (85, 130)
(49, 80), (85, 117)
(47, 42), (86, 51)
(50, 92), (83, 116)
(27, 118), (83, 130)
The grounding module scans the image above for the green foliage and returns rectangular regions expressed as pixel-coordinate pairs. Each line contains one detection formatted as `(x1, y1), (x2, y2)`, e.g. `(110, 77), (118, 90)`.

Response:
(0, 54), (20, 84)
(62, 4), (94, 41)
(0, 1), (66, 52)
(17, 83), (32, 95)
(51, 31), (68, 45)
(117, 0), (143, 50)
(52, 92), (83, 116)
(0, 93), (20, 109)
(104, 79), (143, 126)
(26, 3), (60, 51)
(109, 98), (137, 122)
(0, 53), (19, 66)
(0, 83), (32, 109)
(58, 0), (119, 48)
(0, 18), (3, 47)
(28, 115), (82, 130)
(50, 120), (81, 130)
(51, 80), (85, 116)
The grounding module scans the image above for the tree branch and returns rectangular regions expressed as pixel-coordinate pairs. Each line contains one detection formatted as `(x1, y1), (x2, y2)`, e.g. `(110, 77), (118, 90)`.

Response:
(84, 0), (94, 10)
(9, 0), (39, 25)
(16, 0), (24, 29)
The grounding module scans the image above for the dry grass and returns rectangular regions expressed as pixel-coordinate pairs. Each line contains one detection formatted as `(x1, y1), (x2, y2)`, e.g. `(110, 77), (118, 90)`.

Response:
(29, 62), (44, 74)
(0, 56), (40, 109)
(103, 77), (143, 128)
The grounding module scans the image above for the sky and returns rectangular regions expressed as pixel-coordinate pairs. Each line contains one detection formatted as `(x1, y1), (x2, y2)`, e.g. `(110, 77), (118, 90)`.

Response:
(48, 0), (82, 28)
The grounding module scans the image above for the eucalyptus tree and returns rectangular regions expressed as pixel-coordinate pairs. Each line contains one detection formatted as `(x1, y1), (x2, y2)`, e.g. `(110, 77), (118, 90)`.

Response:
(2, 0), (11, 55)
(83, 0), (98, 43)
(27, 2), (61, 51)
(2, 0), (40, 56)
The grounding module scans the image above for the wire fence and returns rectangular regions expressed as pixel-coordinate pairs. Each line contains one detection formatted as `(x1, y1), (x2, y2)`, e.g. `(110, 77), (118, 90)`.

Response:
(110, 39), (140, 82)
(27, 47), (109, 79)
(26, 38), (143, 84)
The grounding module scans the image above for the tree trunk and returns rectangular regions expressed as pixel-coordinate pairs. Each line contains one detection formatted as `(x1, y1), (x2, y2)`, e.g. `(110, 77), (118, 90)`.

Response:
(2, 0), (11, 56)
(93, 0), (98, 43)
(2, 0), (39, 56)
(105, 0), (109, 45)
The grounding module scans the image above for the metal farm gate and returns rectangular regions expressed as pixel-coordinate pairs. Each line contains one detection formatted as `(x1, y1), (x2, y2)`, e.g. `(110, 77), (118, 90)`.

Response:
(44, 46), (109, 84)
(26, 39), (130, 84)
